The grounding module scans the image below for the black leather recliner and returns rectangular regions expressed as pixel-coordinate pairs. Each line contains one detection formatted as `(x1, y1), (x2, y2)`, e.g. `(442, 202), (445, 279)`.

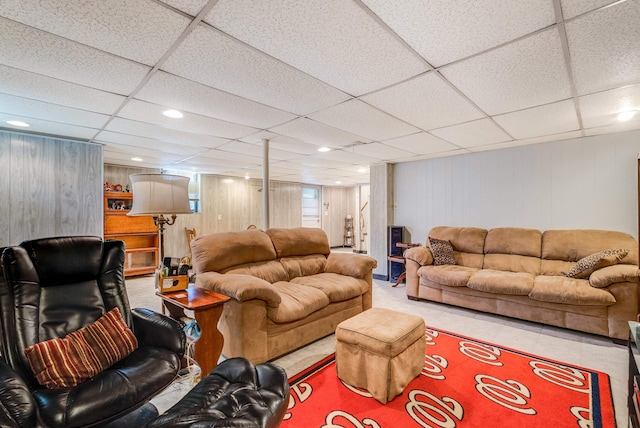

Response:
(0, 236), (186, 428)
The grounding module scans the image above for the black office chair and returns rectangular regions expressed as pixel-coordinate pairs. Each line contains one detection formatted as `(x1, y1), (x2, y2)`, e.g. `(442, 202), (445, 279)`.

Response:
(0, 236), (186, 428)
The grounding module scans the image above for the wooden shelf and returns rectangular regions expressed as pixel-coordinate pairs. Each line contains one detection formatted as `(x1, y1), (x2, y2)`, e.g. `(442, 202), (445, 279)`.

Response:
(104, 191), (158, 277)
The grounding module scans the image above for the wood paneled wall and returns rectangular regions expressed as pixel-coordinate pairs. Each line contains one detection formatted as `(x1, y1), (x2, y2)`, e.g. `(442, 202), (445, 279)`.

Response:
(103, 164), (159, 190)
(370, 164), (394, 277)
(0, 130), (102, 246)
(322, 186), (356, 247)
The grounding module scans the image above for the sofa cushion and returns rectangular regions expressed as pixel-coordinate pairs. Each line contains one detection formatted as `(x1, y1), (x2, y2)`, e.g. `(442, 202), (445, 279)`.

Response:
(429, 226), (486, 268)
(528, 276), (616, 306)
(191, 230), (276, 273)
(429, 237), (456, 265)
(541, 229), (638, 264)
(467, 270), (535, 295)
(565, 249), (629, 279)
(222, 260), (289, 283)
(417, 265), (478, 287)
(290, 273), (367, 302)
(483, 228), (542, 275)
(279, 255), (327, 280)
(267, 282), (330, 323)
(589, 264), (640, 288)
(267, 228), (330, 258)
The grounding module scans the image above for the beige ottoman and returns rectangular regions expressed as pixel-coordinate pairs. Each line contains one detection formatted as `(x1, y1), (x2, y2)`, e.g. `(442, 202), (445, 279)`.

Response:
(335, 308), (425, 404)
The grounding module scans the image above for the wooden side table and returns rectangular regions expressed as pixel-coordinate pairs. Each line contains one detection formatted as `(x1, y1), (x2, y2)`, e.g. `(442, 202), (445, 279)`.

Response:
(157, 286), (230, 376)
(387, 242), (421, 287)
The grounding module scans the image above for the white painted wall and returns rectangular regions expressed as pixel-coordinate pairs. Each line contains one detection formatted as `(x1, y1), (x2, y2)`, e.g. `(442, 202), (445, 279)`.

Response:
(394, 129), (640, 244)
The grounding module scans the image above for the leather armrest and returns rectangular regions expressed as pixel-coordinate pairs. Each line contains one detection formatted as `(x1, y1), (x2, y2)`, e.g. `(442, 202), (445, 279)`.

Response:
(195, 272), (281, 307)
(325, 253), (377, 278)
(131, 308), (186, 357)
(0, 361), (37, 428)
(589, 264), (640, 288)
(404, 247), (433, 266)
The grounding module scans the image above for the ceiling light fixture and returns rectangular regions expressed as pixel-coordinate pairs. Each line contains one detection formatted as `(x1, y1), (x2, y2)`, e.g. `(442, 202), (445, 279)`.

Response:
(6, 120), (30, 127)
(358, 167), (367, 173)
(163, 109), (183, 119)
(335, 181), (342, 184)
(617, 110), (638, 122)
(244, 174), (250, 180)
(223, 178), (233, 184)
(318, 147), (331, 152)
(131, 157), (143, 162)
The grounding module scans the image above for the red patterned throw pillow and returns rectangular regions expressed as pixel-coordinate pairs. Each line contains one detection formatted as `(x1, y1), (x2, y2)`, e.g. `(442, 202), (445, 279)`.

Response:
(25, 307), (138, 389)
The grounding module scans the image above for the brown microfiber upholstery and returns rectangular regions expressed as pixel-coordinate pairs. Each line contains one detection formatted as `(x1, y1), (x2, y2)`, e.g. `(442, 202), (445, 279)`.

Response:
(483, 228), (542, 275)
(267, 227), (330, 258)
(429, 226), (487, 268)
(291, 273), (368, 302)
(529, 276), (616, 306)
(589, 264), (640, 288)
(325, 252), (378, 278)
(467, 270), (534, 295)
(222, 260), (289, 283)
(418, 265), (478, 287)
(191, 229), (276, 273)
(541, 229), (638, 264)
(196, 272), (281, 307)
(279, 255), (326, 280)
(267, 282), (330, 323)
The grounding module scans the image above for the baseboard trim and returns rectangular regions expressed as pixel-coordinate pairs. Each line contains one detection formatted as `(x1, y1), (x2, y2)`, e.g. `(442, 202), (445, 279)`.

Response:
(373, 274), (388, 281)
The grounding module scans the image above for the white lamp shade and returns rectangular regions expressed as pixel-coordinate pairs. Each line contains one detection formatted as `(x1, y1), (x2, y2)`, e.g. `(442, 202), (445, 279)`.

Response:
(128, 174), (192, 216)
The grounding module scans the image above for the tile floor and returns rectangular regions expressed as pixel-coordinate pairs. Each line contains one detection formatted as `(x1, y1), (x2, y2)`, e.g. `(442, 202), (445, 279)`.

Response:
(126, 272), (629, 427)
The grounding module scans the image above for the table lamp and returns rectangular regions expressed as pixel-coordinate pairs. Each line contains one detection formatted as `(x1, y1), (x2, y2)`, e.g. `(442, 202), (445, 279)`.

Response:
(128, 173), (192, 263)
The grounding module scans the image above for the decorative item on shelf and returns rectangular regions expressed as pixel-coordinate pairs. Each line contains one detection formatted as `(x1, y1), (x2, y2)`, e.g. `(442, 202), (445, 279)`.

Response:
(113, 184), (123, 191)
(128, 173), (192, 263)
(125, 183), (130, 192)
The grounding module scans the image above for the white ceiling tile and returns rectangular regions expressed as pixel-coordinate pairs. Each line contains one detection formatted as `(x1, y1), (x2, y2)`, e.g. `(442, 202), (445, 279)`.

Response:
(136, 72), (296, 129)
(269, 118), (370, 148)
(296, 156), (350, 169)
(118, 99), (258, 139)
(162, 25), (350, 115)
(361, 72), (484, 130)
(440, 28), (572, 115)
(493, 100), (580, 139)
(565, 0), (640, 95)
(382, 132), (459, 155)
(205, 0), (428, 96)
(467, 130), (582, 152)
(0, 18), (150, 95)
(313, 148), (379, 165)
(0, 65), (125, 114)
(583, 120), (640, 137)
(352, 142), (414, 161)
(215, 141), (300, 161)
(308, 99), (419, 141)
(560, 0), (617, 19)
(363, 0), (555, 66)
(393, 149), (469, 162)
(1, 0), (189, 65)
(96, 132), (208, 156)
(197, 149), (262, 165)
(158, 0), (210, 16)
(103, 118), (230, 149)
(430, 119), (512, 148)
(0, 114), (98, 140)
(579, 84), (640, 128)
(0, 93), (110, 128)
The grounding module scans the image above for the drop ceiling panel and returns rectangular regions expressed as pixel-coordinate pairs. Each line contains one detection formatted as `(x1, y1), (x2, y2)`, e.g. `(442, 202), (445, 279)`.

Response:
(295, 156), (351, 169)
(0, 18), (150, 95)
(103, 118), (230, 149)
(0, 114), (98, 140)
(162, 25), (350, 115)
(136, 72), (295, 129)
(96, 132), (207, 156)
(313, 149), (379, 165)
(579, 84), (640, 128)
(382, 132), (459, 155)
(565, 0), (640, 95)
(584, 120), (640, 137)
(158, 0), (210, 17)
(361, 72), (484, 130)
(493, 100), (580, 139)
(118, 99), (258, 139)
(430, 119), (512, 148)
(269, 118), (370, 148)
(560, 0), (617, 19)
(0, 0), (190, 65)
(205, 0), (428, 96)
(215, 141), (300, 161)
(351, 143), (414, 161)
(394, 149), (469, 162)
(308, 99), (419, 141)
(467, 130), (582, 152)
(197, 149), (262, 165)
(363, 0), (555, 67)
(0, 65), (125, 114)
(0, 94), (110, 128)
(269, 160), (325, 173)
(441, 28), (572, 115)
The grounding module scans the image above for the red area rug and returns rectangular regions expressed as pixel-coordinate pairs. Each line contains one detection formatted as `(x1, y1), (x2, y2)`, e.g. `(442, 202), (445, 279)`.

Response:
(282, 327), (615, 428)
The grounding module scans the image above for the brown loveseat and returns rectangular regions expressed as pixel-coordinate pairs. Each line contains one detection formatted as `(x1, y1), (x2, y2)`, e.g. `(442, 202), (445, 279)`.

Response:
(191, 227), (377, 364)
(405, 226), (640, 340)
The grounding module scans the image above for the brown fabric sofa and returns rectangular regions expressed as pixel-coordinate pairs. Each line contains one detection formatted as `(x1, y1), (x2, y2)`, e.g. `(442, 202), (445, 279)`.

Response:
(190, 227), (377, 364)
(404, 226), (640, 340)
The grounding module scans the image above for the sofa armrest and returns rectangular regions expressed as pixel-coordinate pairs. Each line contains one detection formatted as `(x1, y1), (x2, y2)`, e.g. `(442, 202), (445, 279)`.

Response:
(131, 308), (186, 357)
(589, 264), (640, 288)
(325, 253), (377, 278)
(404, 246), (433, 266)
(196, 272), (281, 308)
(0, 361), (37, 428)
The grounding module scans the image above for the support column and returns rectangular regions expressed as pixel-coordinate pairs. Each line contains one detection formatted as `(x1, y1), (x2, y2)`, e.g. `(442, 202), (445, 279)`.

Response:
(370, 163), (394, 280)
(262, 139), (270, 230)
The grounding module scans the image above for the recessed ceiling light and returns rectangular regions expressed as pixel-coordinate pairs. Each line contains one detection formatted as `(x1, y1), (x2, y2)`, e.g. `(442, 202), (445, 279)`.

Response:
(318, 147), (331, 152)
(617, 110), (638, 122)
(131, 157), (143, 162)
(223, 178), (233, 184)
(6, 120), (30, 127)
(163, 109), (183, 119)
(358, 167), (367, 173)
(244, 174), (250, 180)
(335, 181), (342, 184)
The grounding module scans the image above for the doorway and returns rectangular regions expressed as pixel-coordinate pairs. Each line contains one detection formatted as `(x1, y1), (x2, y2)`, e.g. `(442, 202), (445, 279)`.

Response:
(302, 186), (321, 228)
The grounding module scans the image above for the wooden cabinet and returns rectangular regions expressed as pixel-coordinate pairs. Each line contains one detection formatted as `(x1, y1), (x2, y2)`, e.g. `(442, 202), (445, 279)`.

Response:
(104, 191), (158, 277)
